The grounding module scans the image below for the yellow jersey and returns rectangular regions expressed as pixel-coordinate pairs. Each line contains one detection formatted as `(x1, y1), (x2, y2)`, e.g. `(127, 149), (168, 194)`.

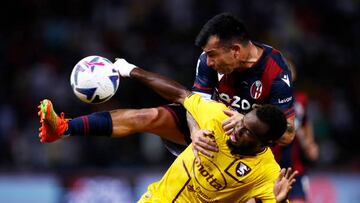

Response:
(138, 94), (281, 203)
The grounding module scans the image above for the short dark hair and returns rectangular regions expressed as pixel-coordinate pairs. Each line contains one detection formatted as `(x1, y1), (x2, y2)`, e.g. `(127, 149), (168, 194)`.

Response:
(256, 105), (287, 144)
(195, 13), (250, 47)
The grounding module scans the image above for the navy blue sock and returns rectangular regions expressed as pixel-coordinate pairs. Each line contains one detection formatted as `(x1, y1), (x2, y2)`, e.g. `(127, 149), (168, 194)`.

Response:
(65, 112), (113, 136)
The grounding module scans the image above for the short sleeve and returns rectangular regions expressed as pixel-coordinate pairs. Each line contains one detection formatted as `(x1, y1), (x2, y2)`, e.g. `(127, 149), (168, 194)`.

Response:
(184, 94), (228, 128)
(268, 72), (295, 118)
(191, 53), (218, 96)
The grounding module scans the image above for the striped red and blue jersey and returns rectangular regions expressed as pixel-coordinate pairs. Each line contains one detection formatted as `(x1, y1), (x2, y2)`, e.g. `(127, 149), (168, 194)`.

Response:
(192, 42), (295, 118)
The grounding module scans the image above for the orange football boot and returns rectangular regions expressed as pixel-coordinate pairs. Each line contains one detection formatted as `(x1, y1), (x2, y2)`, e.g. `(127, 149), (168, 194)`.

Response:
(38, 99), (68, 142)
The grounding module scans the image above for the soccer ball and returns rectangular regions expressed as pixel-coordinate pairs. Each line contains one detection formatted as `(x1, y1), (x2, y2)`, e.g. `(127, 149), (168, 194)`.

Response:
(70, 56), (120, 104)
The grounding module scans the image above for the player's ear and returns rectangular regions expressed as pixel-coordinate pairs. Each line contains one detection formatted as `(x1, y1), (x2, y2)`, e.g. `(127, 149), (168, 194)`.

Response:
(231, 43), (241, 57)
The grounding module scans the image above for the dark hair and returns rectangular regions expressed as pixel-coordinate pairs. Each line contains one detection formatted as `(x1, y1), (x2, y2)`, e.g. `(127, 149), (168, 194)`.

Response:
(195, 13), (250, 47)
(256, 105), (287, 144)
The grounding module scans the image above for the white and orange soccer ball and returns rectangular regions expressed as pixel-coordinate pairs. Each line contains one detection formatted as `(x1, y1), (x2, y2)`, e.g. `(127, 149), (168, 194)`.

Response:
(70, 56), (120, 104)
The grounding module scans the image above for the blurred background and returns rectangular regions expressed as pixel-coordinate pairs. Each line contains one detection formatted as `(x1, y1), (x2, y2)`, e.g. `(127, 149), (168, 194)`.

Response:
(0, 0), (359, 202)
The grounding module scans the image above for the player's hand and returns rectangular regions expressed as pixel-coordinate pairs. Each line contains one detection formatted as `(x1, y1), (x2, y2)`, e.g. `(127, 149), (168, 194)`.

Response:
(222, 109), (244, 136)
(113, 58), (137, 77)
(191, 129), (218, 163)
(274, 167), (298, 203)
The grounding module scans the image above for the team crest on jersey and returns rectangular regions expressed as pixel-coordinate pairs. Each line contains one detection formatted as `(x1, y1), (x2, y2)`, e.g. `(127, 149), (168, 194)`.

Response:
(236, 162), (251, 177)
(250, 80), (263, 99)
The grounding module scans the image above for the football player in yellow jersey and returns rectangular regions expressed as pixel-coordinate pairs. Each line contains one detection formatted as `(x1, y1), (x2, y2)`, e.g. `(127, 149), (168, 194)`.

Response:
(117, 60), (297, 203)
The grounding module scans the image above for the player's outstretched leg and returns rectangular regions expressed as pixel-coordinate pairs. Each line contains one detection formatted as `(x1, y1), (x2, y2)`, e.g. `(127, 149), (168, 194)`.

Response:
(37, 100), (188, 146)
(38, 99), (68, 142)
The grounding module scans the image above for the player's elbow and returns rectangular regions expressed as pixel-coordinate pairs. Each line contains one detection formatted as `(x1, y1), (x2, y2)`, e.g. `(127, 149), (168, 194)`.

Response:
(174, 90), (191, 104)
(276, 131), (295, 146)
(277, 118), (295, 145)
(285, 130), (295, 144)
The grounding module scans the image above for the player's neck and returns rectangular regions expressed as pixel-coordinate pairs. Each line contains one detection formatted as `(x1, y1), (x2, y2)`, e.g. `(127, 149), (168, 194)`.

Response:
(241, 146), (267, 157)
(240, 42), (263, 68)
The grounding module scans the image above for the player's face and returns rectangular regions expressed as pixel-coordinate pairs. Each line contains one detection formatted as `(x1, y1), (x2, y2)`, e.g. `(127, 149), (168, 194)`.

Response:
(227, 110), (269, 156)
(203, 36), (238, 74)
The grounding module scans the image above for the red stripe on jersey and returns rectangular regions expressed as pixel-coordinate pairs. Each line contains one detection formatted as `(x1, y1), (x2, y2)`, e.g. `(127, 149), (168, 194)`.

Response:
(259, 57), (283, 102)
(284, 107), (295, 118)
(284, 107), (294, 114)
(286, 112), (295, 119)
(82, 116), (89, 136)
(218, 74), (236, 96)
(193, 83), (213, 91)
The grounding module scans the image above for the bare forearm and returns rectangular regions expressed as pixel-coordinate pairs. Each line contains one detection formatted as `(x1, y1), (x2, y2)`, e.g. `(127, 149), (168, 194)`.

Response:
(130, 68), (191, 104)
(186, 111), (200, 133)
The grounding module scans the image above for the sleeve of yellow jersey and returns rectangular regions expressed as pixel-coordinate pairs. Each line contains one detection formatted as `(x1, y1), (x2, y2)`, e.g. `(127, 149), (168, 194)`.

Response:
(183, 93), (228, 129)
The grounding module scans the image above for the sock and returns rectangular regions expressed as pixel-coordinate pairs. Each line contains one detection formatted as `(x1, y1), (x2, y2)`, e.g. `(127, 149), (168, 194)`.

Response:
(65, 112), (112, 137)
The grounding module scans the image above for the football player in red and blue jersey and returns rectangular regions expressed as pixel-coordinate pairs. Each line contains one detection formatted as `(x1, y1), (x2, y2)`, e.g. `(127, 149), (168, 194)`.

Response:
(188, 13), (295, 160)
(38, 13), (295, 163)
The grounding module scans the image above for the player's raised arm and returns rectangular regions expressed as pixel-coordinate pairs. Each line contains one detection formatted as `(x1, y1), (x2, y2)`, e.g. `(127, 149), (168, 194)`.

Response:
(114, 58), (191, 104)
